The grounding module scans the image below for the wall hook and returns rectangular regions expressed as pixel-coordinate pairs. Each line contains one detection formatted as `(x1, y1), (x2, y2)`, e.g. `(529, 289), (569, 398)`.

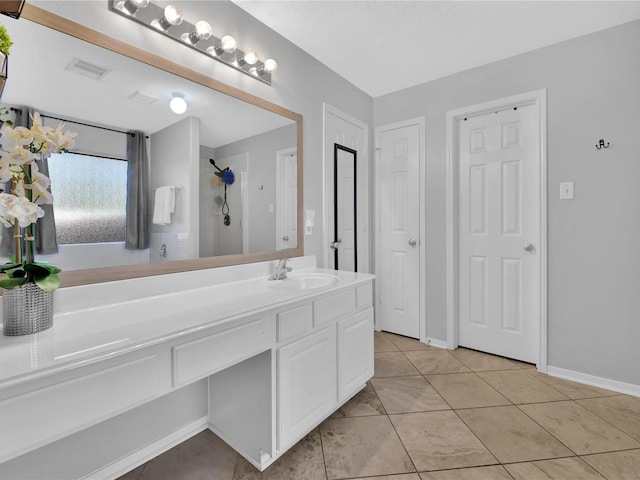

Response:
(595, 139), (610, 150)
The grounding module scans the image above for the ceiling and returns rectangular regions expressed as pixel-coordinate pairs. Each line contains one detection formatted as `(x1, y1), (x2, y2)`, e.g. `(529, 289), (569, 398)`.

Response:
(233, 0), (640, 98)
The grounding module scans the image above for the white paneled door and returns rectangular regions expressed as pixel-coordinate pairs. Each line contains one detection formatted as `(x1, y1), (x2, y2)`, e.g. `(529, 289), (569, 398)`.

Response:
(457, 104), (539, 363)
(378, 124), (420, 338)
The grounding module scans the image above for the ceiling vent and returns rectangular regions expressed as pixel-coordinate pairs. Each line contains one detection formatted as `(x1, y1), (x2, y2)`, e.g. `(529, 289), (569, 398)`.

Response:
(128, 90), (159, 105)
(65, 58), (110, 80)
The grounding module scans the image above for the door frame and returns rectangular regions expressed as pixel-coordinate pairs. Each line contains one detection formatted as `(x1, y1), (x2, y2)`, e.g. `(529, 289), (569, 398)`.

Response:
(445, 89), (548, 372)
(322, 103), (370, 273)
(276, 146), (297, 251)
(333, 143), (358, 271)
(374, 117), (426, 341)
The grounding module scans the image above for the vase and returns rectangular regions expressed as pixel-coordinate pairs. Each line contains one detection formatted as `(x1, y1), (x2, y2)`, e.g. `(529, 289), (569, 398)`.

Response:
(2, 283), (54, 336)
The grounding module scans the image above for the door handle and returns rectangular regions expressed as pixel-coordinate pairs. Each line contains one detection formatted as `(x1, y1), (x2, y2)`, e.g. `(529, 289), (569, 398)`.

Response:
(524, 242), (534, 252)
(408, 238), (417, 247)
(283, 235), (289, 241)
(330, 239), (341, 249)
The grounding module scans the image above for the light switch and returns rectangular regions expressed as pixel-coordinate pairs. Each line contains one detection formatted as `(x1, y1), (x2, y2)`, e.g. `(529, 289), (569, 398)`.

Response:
(559, 181), (574, 200)
(268, 203), (274, 213)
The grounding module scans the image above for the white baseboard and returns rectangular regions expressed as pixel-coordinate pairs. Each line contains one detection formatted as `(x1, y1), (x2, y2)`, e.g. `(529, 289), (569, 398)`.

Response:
(547, 366), (640, 398)
(425, 337), (449, 349)
(83, 416), (209, 480)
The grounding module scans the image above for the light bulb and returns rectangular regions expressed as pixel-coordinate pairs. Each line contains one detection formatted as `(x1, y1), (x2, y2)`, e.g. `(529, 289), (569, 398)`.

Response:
(188, 20), (212, 44)
(241, 50), (258, 66)
(170, 95), (187, 114)
(120, 0), (148, 15)
(158, 4), (183, 30)
(263, 58), (278, 73)
(220, 35), (237, 54)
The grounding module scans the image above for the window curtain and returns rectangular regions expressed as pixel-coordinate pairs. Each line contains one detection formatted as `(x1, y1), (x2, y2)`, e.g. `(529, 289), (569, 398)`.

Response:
(125, 131), (150, 250)
(0, 107), (58, 255)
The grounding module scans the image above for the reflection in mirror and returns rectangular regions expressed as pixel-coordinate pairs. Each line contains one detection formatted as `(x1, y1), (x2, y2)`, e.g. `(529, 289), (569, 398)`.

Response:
(0, 9), (300, 279)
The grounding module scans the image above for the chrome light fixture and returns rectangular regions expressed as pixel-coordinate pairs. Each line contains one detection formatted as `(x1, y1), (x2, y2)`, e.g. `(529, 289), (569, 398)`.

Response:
(0, 0), (25, 19)
(109, 0), (278, 85)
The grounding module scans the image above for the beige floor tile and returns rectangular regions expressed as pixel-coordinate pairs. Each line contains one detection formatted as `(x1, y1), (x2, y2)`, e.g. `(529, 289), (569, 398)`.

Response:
(371, 376), (450, 414)
(419, 465), (512, 480)
(321, 415), (414, 480)
(520, 401), (640, 455)
(404, 350), (471, 375)
(375, 332), (401, 352)
(426, 373), (511, 409)
(582, 449), (640, 480)
(375, 352), (421, 377)
(457, 406), (573, 463)
(389, 334), (432, 351)
(331, 383), (386, 418)
(477, 370), (568, 404)
(234, 430), (326, 480)
(531, 373), (618, 399)
(390, 411), (497, 471)
(578, 395), (640, 441)
(117, 464), (146, 480)
(350, 475), (421, 480)
(451, 348), (521, 372)
(505, 457), (604, 480)
(140, 430), (237, 480)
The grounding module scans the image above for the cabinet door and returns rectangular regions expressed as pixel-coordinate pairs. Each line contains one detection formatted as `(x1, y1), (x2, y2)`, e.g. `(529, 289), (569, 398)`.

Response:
(278, 326), (336, 451)
(338, 308), (374, 402)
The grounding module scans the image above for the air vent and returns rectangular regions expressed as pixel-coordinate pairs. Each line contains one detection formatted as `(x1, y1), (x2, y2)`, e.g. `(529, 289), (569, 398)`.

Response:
(65, 58), (110, 80)
(128, 90), (159, 105)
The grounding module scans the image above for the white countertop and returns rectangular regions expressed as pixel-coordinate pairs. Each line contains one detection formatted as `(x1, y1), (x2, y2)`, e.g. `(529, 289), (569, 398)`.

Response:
(0, 261), (374, 388)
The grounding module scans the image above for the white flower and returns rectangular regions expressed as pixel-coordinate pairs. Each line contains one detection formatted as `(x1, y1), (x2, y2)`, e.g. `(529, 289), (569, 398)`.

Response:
(0, 193), (44, 228)
(1, 145), (35, 165)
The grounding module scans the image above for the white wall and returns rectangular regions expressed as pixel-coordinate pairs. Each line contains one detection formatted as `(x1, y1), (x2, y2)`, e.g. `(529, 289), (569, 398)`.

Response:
(374, 19), (640, 386)
(150, 116), (200, 262)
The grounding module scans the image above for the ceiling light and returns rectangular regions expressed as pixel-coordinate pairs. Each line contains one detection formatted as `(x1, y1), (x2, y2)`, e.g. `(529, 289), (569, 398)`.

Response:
(156, 4), (183, 31)
(169, 93), (187, 114)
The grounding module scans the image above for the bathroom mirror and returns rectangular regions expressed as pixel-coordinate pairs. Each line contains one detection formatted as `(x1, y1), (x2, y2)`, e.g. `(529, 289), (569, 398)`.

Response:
(1, 5), (303, 287)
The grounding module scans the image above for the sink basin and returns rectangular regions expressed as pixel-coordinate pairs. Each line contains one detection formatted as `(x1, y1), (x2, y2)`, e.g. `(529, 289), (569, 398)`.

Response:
(261, 273), (339, 291)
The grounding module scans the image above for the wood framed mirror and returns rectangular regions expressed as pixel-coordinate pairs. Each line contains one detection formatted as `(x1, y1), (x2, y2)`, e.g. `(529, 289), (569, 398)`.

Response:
(2, 4), (303, 288)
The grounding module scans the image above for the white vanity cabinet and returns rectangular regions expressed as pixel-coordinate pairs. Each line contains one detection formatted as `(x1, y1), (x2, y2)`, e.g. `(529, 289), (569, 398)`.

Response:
(0, 265), (374, 477)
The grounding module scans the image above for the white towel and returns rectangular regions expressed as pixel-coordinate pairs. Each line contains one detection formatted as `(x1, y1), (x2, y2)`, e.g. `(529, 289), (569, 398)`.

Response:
(152, 186), (176, 225)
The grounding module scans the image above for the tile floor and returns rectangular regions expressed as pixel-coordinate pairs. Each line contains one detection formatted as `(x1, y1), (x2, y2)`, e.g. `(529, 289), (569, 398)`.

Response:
(119, 331), (640, 479)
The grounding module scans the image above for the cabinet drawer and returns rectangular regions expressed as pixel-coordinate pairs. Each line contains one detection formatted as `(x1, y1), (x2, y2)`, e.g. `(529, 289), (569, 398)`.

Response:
(277, 303), (313, 343)
(356, 283), (373, 310)
(172, 316), (272, 387)
(0, 354), (159, 463)
(314, 289), (356, 326)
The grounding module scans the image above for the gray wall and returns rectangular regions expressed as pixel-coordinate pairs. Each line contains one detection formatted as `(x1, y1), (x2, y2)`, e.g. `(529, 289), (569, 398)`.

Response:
(214, 123), (297, 253)
(374, 19), (640, 385)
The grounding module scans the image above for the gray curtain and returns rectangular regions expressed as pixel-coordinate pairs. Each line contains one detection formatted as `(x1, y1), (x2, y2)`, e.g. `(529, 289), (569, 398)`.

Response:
(125, 131), (150, 250)
(1, 107), (58, 256)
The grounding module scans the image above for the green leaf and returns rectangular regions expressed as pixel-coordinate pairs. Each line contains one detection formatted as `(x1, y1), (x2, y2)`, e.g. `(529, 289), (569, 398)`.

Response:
(6, 268), (25, 279)
(0, 263), (21, 272)
(30, 261), (62, 274)
(0, 277), (28, 289)
(23, 263), (52, 276)
(34, 273), (60, 292)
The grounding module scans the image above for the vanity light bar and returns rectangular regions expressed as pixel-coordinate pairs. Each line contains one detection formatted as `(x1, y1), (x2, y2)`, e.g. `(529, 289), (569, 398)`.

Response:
(108, 0), (277, 85)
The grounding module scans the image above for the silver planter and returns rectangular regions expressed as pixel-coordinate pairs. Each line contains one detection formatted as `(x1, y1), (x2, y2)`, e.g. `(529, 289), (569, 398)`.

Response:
(3, 283), (54, 336)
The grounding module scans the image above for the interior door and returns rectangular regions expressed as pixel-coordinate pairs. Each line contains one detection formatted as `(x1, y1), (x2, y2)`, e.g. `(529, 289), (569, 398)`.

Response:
(276, 148), (297, 250)
(378, 124), (420, 338)
(457, 104), (539, 363)
(333, 144), (357, 272)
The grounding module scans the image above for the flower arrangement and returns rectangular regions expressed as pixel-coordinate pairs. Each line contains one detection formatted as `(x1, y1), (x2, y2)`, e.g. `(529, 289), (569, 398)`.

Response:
(0, 112), (76, 291)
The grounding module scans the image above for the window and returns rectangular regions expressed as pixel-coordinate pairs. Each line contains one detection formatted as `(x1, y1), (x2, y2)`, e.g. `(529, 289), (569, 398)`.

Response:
(48, 152), (127, 244)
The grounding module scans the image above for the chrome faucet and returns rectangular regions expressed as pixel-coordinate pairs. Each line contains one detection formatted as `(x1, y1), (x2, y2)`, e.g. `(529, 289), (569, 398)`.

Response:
(269, 258), (292, 280)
